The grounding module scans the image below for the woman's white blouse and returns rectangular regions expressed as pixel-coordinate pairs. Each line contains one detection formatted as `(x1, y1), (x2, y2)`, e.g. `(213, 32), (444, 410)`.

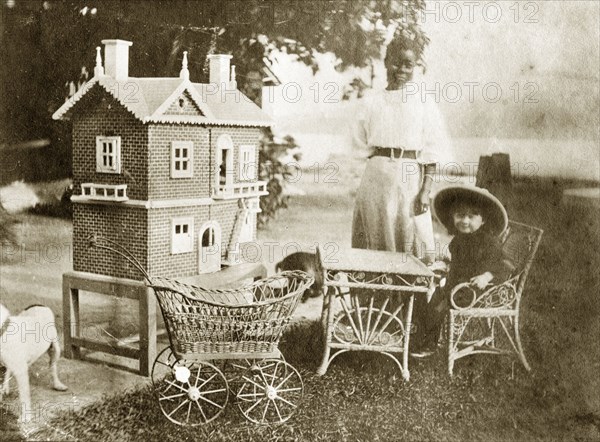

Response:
(353, 88), (453, 165)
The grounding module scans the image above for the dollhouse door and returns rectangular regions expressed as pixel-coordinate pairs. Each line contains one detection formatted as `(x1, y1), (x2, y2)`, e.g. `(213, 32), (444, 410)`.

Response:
(216, 134), (234, 191)
(199, 221), (221, 273)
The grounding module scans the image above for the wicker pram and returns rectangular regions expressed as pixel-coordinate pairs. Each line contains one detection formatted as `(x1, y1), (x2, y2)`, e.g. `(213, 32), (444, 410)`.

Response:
(150, 274), (310, 358)
(91, 236), (314, 426)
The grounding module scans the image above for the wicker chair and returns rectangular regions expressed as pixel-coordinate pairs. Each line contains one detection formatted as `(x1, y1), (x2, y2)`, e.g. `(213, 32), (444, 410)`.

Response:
(447, 220), (543, 376)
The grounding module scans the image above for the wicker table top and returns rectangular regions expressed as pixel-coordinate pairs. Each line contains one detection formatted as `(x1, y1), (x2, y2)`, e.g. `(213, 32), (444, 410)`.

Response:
(318, 247), (434, 277)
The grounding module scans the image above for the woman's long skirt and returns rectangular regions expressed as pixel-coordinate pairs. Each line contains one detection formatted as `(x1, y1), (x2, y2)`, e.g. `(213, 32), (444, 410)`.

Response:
(352, 156), (434, 257)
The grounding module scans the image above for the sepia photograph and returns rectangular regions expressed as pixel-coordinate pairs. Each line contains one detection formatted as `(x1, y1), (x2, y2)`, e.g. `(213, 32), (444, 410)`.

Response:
(1, 1), (599, 440)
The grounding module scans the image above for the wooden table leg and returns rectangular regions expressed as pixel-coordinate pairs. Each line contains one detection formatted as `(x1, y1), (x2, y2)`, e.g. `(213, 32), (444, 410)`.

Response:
(402, 293), (415, 381)
(317, 288), (336, 376)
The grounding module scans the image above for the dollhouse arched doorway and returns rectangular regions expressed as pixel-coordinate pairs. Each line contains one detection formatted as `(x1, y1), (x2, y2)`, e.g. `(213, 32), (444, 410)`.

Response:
(216, 134), (234, 189)
(199, 221), (221, 273)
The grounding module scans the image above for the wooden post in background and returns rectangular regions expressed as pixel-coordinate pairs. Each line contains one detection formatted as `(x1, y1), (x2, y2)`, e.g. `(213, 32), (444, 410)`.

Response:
(476, 153), (513, 204)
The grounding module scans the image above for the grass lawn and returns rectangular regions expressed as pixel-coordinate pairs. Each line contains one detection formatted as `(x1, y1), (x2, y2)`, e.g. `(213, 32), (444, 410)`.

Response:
(3, 156), (599, 441)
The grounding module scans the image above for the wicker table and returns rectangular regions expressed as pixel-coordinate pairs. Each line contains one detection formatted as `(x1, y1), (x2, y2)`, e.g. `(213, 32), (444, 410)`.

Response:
(316, 248), (434, 381)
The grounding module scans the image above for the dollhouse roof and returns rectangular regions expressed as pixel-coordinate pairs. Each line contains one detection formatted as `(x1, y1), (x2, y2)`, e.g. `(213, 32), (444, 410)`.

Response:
(52, 76), (272, 127)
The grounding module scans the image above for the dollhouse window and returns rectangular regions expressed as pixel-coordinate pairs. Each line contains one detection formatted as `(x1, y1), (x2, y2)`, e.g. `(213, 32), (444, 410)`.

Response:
(216, 134), (234, 186)
(171, 141), (193, 178)
(171, 217), (194, 254)
(201, 228), (214, 247)
(239, 145), (256, 180)
(95, 136), (121, 174)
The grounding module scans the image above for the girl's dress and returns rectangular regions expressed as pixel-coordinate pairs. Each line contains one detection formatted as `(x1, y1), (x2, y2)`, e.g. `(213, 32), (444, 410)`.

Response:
(446, 229), (510, 290)
(414, 229), (511, 350)
(352, 89), (452, 258)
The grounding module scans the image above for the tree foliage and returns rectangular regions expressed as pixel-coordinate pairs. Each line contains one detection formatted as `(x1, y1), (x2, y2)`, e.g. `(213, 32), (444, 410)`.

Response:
(0, 0), (428, 223)
(1, 0), (428, 141)
(257, 128), (300, 227)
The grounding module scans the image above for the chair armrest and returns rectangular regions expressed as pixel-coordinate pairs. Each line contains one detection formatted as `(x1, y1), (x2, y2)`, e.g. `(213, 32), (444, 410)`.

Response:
(450, 278), (519, 310)
(449, 283), (478, 309)
(474, 279), (518, 309)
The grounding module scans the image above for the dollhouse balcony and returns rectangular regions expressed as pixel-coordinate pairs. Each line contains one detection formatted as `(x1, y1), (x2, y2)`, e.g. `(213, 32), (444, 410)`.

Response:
(213, 181), (268, 200)
(80, 183), (129, 202)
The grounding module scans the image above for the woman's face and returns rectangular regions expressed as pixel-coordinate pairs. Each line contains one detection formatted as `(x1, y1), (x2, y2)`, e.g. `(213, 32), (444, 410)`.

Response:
(385, 49), (417, 90)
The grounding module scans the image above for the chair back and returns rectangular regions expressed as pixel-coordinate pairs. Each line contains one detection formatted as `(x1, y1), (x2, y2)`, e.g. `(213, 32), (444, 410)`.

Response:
(501, 220), (543, 294)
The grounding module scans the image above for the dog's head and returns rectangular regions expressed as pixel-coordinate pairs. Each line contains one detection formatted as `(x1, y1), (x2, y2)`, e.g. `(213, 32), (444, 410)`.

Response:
(276, 252), (325, 303)
(302, 284), (324, 302)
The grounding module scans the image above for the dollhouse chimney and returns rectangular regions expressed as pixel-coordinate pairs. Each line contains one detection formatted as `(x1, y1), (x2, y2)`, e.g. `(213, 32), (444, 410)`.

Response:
(207, 54), (232, 88)
(101, 39), (133, 80)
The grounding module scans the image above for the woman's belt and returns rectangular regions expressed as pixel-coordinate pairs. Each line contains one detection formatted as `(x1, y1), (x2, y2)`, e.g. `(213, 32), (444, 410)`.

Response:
(369, 147), (418, 159)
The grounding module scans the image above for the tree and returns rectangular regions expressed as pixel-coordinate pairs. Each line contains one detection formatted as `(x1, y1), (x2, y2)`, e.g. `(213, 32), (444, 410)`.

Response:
(0, 0), (428, 222)
(257, 128), (301, 226)
(2, 0), (428, 137)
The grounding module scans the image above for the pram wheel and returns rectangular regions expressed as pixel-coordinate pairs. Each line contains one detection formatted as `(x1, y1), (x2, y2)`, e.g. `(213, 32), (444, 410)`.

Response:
(236, 359), (303, 424)
(151, 347), (177, 389)
(151, 348), (229, 426)
(223, 356), (287, 402)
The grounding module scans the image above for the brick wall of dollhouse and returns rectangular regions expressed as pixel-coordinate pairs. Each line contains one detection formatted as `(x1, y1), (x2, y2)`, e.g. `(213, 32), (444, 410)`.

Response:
(146, 201), (239, 278)
(146, 205), (209, 277)
(72, 88), (262, 203)
(146, 124), (261, 200)
(164, 91), (202, 116)
(72, 89), (149, 200)
(73, 200), (242, 279)
(146, 124), (210, 199)
(73, 203), (149, 280)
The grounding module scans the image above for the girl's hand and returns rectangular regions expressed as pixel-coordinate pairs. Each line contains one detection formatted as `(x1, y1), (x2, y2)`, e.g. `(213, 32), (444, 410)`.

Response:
(428, 261), (448, 272)
(470, 272), (493, 290)
(415, 189), (430, 215)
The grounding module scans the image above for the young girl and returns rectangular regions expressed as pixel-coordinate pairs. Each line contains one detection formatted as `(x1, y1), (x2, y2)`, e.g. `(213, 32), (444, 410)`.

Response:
(411, 185), (511, 357)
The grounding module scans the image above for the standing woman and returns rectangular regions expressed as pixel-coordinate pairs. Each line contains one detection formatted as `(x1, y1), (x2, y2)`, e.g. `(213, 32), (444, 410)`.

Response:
(352, 37), (452, 262)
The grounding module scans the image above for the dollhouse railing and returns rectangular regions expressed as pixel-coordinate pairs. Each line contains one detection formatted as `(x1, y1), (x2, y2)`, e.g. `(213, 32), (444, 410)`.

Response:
(80, 183), (128, 201)
(213, 180), (268, 199)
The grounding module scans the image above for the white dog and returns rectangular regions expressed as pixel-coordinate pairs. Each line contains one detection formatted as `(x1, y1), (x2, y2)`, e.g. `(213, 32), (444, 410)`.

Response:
(0, 304), (68, 423)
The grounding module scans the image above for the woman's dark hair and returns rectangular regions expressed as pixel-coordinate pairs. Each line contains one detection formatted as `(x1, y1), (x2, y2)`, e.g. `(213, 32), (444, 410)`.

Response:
(385, 36), (424, 65)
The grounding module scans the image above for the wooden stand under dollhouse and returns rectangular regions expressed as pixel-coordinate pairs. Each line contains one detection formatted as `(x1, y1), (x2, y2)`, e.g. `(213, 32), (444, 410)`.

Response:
(62, 262), (266, 375)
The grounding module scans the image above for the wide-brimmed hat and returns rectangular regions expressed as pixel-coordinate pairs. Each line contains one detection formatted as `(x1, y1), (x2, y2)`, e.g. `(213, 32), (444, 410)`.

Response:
(433, 186), (508, 236)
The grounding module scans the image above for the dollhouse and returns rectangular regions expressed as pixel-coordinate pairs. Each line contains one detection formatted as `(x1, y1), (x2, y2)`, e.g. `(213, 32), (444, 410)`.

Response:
(53, 39), (271, 280)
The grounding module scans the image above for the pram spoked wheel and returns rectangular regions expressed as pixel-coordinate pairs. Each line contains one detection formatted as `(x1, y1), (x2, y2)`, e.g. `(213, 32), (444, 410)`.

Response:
(151, 347), (229, 426)
(236, 359), (304, 424)
(222, 355), (287, 398)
